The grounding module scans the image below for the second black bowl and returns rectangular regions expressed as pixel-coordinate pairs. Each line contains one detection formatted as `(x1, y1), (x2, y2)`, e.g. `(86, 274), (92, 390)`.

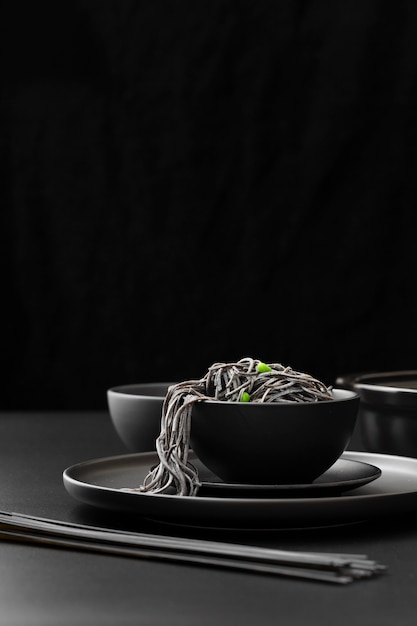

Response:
(352, 371), (417, 456)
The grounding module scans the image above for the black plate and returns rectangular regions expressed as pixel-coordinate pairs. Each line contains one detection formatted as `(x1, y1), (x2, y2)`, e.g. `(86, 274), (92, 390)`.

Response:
(62, 451), (398, 529)
(196, 458), (380, 497)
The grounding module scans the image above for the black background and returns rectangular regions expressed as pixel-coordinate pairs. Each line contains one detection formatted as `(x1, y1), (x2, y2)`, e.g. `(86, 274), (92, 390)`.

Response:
(2, 1), (417, 409)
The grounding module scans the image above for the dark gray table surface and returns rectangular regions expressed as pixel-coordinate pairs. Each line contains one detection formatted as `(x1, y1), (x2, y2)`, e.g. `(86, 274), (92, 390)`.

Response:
(0, 411), (417, 625)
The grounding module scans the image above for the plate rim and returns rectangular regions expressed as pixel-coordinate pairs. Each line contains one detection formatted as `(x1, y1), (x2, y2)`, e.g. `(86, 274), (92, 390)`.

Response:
(63, 450), (417, 529)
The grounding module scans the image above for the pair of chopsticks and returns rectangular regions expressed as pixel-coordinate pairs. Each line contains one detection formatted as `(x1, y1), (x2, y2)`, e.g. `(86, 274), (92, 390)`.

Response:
(0, 511), (386, 584)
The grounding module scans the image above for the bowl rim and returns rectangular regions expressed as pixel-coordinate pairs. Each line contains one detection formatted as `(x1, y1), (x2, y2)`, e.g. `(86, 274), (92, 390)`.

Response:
(107, 384), (358, 403)
(194, 388), (359, 405)
(338, 370), (417, 390)
(107, 382), (175, 399)
(353, 370), (417, 391)
(353, 370), (417, 408)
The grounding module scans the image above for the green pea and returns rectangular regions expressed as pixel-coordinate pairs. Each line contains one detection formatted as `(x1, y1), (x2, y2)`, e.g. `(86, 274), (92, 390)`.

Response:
(240, 391), (251, 402)
(257, 362), (272, 373)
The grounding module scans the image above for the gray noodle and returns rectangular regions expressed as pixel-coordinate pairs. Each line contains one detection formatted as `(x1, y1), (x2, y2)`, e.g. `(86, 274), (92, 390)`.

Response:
(127, 358), (333, 497)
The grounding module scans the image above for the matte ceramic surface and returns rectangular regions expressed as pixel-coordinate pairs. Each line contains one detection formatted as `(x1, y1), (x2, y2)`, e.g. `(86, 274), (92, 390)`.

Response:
(190, 389), (359, 484)
(198, 458), (381, 496)
(107, 382), (174, 452)
(63, 450), (416, 529)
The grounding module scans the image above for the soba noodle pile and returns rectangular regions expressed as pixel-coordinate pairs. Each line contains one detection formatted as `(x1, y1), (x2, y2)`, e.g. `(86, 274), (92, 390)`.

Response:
(127, 358), (333, 497)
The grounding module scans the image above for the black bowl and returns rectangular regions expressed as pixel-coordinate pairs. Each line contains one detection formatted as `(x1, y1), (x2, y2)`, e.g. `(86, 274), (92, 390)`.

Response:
(351, 371), (417, 456)
(107, 383), (175, 452)
(190, 389), (359, 485)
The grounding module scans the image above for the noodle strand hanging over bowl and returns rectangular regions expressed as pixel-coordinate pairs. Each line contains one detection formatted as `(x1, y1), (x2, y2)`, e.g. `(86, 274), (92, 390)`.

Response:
(126, 358), (333, 497)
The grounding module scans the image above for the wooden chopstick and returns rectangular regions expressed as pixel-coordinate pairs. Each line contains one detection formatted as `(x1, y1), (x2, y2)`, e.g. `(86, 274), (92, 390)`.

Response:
(0, 511), (386, 584)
